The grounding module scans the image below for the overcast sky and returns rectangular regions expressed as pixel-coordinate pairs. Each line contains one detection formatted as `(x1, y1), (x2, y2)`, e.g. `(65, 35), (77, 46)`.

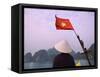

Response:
(24, 8), (94, 55)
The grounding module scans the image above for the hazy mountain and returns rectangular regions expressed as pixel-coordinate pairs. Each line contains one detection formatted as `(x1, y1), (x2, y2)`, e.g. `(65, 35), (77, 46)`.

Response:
(47, 48), (60, 62)
(87, 43), (94, 59)
(24, 52), (33, 63)
(70, 50), (77, 58)
(32, 49), (50, 63)
(69, 43), (94, 60)
(24, 43), (95, 68)
(89, 43), (94, 51)
(32, 48), (60, 63)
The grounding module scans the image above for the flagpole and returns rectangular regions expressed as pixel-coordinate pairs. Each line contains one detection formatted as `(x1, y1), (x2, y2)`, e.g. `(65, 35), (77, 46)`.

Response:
(55, 15), (91, 65)
(73, 29), (91, 66)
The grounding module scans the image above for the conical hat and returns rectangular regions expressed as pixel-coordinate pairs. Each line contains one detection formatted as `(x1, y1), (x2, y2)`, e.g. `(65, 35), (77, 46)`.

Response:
(54, 40), (72, 53)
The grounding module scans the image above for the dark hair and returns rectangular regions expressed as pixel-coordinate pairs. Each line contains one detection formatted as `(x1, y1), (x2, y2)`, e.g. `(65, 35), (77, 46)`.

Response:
(53, 53), (75, 68)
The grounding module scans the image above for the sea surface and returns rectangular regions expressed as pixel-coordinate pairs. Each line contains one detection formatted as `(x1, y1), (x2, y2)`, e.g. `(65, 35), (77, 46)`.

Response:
(24, 59), (94, 69)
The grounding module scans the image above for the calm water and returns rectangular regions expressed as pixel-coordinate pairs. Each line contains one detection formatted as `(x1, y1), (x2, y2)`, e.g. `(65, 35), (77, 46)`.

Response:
(24, 59), (93, 69)
(24, 62), (53, 69)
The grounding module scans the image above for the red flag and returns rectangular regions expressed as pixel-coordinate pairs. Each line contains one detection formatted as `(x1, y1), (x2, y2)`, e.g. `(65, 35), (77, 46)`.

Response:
(55, 16), (74, 30)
